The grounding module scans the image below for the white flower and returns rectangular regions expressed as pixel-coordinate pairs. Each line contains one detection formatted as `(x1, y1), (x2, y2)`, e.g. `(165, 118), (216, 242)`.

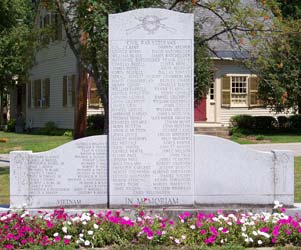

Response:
(72, 216), (80, 222)
(241, 226), (247, 232)
(221, 239), (224, 244)
(190, 225), (196, 230)
(180, 219), (184, 223)
(0, 216), (7, 221)
(242, 233), (248, 238)
(21, 211), (29, 218)
(62, 226), (67, 233)
(82, 221), (87, 225)
(94, 224), (99, 229)
(175, 238), (180, 244)
(181, 235), (186, 240)
(227, 221), (233, 226)
(53, 232), (59, 237)
(67, 221), (72, 225)
(123, 216), (130, 221)
(258, 240), (263, 245)
(64, 235), (72, 240)
(79, 233), (84, 238)
(88, 230), (94, 235)
(252, 231), (258, 236)
(162, 230), (166, 235)
(84, 240), (90, 246)
(249, 237), (254, 243)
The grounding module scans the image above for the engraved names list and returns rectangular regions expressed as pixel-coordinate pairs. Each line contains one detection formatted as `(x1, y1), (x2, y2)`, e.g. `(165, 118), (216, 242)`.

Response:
(109, 9), (194, 206)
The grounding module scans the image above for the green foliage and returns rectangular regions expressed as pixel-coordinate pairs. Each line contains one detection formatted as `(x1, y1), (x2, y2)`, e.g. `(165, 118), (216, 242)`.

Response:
(230, 115), (254, 131)
(38, 121), (71, 136)
(253, 116), (278, 130)
(86, 114), (105, 135)
(277, 116), (289, 129)
(5, 119), (16, 132)
(288, 114), (301, 130)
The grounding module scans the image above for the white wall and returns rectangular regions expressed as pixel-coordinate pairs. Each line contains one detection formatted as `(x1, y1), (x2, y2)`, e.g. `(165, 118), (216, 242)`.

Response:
(27, 40), (77, 129)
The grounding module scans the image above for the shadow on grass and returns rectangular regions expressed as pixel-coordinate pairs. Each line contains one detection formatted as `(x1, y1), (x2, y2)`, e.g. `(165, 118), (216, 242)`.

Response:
(0, 167), (9, 175)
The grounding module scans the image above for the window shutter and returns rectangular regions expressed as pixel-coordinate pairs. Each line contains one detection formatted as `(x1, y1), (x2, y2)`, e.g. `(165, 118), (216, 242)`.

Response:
(57, 14), (62, 41)
(71, 75), (76, 107)
(249, 76), (261, 107)
(43, 14), (50, 44)
(44, 78), (50, 107)
(27, 82), (31, 108)
(51, 13), (56, 41)
(63, 76), (67, 107)
(221, 76), (231, 107)
(34, 80), (41, 108)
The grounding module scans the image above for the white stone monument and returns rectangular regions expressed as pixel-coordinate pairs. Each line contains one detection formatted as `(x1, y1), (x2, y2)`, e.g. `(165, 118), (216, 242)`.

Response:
(8, 8), (295, 209)
(10, 136), (108, 208)
(109, 9), (194, 206)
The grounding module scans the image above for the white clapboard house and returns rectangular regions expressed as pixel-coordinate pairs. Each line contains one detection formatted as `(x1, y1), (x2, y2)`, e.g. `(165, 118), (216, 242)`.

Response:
(9, 3), (280, 130)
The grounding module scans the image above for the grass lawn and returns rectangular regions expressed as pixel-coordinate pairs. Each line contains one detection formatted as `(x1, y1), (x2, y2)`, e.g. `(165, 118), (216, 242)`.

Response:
(1, 157), (301, 206)
(231, 134), (301, 144)
(0, 167), (9, 204)
(0, 131), (72, 154)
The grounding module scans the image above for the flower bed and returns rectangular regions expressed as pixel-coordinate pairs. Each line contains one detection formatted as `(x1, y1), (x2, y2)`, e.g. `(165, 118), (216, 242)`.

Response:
(1, 201), (301, 249)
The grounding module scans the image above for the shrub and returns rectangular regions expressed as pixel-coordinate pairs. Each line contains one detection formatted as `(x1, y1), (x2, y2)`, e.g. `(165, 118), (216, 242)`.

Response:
(5, 119), (16, 132)
(255, 135), (265, 140)
(230, 115), (254, 131)
(87, 114), (105, 135)
(38, 121), (68, 136)
(253, 116), (278, 130)
(288, 115), (301, 130)
(277, 116), (289, 129)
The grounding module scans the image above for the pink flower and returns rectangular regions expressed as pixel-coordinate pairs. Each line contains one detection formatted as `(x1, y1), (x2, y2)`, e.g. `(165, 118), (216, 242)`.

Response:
(221, 227), (229, 233)
(54, 236), (61, 242)
(21, 239), (27, 244)
(272, 238), (277, 244)
(64, 239), (70, 245)
(46, 220), (54, 229)
(200, 229), (206, 235)
(285, 229), (291, 235)
(260, 227), (270, 233)
(272, 226), (280, 237)
(4, 245), (14, 250)
(210, 226), (218, 236)
(204, 235), (216, 245)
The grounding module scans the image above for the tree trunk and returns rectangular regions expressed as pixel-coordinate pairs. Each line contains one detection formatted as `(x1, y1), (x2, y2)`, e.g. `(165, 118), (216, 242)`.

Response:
(73, 62), (88, 139)
(298, 98), (301, 115)
(0, 88), (3, 126)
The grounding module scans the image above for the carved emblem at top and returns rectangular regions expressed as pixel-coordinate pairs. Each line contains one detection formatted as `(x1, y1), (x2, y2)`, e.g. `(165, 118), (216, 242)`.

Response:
(126, 15), (176, 34)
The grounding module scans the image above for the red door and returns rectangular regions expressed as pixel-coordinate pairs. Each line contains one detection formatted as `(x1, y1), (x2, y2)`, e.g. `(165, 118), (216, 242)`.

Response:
(194, 97), (207, 122)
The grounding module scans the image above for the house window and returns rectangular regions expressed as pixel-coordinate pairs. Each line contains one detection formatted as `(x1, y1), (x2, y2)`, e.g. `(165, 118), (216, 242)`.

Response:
(33, 78), (50, 108)
(38, 11), (62, 43)
(63, 75), (76, 107)
(88, 76), (102, 108)
(221, 75), (261, 108)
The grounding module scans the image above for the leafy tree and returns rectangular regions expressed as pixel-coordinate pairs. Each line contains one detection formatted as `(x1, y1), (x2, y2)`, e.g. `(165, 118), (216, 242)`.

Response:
(246, 0), (301, 113)
(0, 0), (35, 125)
(48, 0), (276, 134)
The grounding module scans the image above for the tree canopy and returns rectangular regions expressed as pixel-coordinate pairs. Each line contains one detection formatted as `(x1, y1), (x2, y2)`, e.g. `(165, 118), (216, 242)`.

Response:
(247, 0), (301, 113)
(48, 0), (278, 133)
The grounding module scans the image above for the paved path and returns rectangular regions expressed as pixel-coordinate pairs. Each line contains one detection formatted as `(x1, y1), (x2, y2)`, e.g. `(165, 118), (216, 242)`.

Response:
(245, 143), (301, 156)
(0, 154), (9, 167)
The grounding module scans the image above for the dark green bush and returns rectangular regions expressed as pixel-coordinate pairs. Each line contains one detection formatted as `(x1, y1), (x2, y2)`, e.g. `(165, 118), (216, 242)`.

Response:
(38, 121), (67, 136)
(230, 115), (254, 130)
(277, 116), (289, 129)
(5, 119), (16, 132)
(288, 115), (301, 130)
(87, 114), (105, 135)
(253, 116), (278, 130)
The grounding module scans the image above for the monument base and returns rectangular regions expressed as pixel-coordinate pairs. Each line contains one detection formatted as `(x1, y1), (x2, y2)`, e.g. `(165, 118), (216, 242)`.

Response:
(1, 203), (300, 218)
